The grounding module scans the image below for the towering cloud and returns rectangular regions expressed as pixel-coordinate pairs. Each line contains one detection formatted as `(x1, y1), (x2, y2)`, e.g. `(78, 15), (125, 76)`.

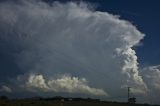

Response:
(0, 0), (159, 104)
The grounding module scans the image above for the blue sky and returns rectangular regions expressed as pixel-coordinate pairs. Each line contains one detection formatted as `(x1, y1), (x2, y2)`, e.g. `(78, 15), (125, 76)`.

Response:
(0, 0), (160, 104)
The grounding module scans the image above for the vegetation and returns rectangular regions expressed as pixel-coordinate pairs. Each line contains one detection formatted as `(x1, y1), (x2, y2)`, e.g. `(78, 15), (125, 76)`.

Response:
(0, 96), (159, 106)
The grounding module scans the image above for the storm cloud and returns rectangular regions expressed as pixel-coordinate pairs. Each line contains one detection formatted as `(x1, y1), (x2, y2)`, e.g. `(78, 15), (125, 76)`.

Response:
(0, 0), (159, 104)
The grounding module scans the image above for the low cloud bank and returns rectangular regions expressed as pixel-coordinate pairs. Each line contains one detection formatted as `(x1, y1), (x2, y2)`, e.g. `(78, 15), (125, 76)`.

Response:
(25, 74), (107, 96)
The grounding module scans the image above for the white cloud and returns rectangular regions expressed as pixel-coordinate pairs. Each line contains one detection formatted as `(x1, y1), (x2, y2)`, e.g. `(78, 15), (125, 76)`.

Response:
(26, 74), (107, 96)
(26, 74), (49, 92)
(0, 85), (12, 93)
(141, 65), (160, 91)
(140, 65), (160, 104)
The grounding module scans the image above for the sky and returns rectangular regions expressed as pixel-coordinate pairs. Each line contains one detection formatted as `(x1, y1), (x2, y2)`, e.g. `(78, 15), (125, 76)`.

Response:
(0, 0), (160, 104)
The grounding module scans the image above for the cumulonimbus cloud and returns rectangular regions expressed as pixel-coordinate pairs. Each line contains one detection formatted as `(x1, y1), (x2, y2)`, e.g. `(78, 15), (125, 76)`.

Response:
(0, 0), (145, 97)
(0, 0), (159, 104)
